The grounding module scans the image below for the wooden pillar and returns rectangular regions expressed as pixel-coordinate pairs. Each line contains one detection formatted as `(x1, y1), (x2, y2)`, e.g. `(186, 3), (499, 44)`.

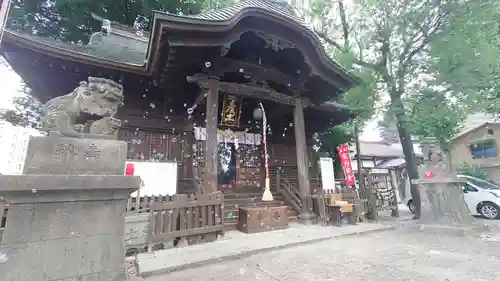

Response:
(204, 78), (220, 194)
(183, 123), (195, 179)
(293, 98), (315, 220)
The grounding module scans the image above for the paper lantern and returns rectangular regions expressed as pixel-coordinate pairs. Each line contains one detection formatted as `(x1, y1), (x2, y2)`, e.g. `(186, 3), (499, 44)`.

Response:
(125, 163), (135, 176)
(253, 107), (263, 120)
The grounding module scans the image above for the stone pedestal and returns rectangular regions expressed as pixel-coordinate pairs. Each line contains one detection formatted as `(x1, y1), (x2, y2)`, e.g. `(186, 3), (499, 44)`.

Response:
(0, 136), (140, 281)
(411, 179), (487, 237)
(419, 179), (472, 225)
(23, 135), (128, 175)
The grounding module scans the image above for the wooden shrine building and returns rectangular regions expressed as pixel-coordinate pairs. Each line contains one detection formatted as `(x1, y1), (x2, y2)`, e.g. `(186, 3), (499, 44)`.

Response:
(0, 0), (359, 224)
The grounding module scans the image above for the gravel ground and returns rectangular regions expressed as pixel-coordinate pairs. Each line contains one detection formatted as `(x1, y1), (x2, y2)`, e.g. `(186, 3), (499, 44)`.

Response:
(146, 222), (500, 281)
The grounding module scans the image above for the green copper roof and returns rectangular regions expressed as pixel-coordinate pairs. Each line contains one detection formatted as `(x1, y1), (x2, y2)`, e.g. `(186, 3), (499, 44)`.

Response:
(5, 30), (148, 66)
(185, 0), (307, 26)
(6, 0), (308, 66)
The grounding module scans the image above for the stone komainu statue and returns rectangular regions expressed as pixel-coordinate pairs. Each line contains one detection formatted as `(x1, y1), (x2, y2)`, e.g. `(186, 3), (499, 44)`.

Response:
(42, 77), (124, 139)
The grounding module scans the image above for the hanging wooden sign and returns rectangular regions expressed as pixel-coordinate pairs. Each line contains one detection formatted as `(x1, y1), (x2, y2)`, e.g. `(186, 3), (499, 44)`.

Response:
(220, 94), (242, 128)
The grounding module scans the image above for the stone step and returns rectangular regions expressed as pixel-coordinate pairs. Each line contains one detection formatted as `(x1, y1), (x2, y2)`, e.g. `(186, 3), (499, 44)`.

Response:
(222, 214), (298, 231)
(223, 208), (298, 222)
(224, 199), (287, 209)
(223, 192), (281, 199)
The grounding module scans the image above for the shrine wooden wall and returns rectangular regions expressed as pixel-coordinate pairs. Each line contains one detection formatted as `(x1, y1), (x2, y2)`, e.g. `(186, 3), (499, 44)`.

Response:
(268, 143), (321, 192)
(117, 103), (321, 194)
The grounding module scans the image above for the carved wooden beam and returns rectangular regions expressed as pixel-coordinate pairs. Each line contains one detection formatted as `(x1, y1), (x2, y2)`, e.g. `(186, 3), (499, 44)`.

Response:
(187, 73), (310, 107)
(201, 57), (300, 91)
(186, 73), (356, 117)
(218, 82), (299, 105)
(187, 88), (208, 113)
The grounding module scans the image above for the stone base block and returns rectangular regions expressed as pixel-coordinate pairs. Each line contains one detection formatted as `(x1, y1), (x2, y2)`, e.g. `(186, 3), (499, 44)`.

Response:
(0, 175), (140, 204)
(418, 179), (474, 225)
(125, 213), (149, 249)
(0, 174), (140, 281)
(23, 135), (128, 175)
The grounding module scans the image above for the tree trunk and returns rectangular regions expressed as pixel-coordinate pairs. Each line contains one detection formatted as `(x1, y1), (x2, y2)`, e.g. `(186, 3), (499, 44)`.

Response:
(392, 96), (421, 218)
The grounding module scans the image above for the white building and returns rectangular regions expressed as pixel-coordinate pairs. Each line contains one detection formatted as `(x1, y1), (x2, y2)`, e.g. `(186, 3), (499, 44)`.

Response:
(0, 120), (44, 175)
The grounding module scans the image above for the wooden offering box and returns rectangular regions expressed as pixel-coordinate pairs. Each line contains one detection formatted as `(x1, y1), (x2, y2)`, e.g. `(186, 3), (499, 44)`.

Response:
(237, 206), (289, 234)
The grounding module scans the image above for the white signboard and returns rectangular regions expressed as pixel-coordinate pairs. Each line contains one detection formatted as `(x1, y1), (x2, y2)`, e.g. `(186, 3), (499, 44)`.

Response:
(126, 161), (178, 197)
(319, 157), (335, 192)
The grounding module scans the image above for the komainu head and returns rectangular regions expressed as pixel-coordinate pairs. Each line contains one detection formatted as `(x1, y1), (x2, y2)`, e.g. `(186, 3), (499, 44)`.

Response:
(76, 77), (124, 117)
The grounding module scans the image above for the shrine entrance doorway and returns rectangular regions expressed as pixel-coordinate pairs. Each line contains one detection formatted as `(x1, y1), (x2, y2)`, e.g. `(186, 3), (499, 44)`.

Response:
(193, 127), (263, 191)
(218, 143), (237, 188)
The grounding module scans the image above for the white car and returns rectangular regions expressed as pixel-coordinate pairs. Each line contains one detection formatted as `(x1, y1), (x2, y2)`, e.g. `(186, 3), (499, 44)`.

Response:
(406, 175), (500, 219)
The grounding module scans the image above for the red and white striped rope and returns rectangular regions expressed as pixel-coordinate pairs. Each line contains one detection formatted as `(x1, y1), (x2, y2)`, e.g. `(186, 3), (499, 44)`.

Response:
(259, 103), (269, 179)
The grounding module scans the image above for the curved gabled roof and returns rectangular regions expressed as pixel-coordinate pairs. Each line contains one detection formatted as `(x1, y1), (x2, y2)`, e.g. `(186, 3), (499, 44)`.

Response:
(151, 0), (359, 90)
(188, 0), (307, 24)
(1, 0), (360, 116)
(3, 0), (359, 88)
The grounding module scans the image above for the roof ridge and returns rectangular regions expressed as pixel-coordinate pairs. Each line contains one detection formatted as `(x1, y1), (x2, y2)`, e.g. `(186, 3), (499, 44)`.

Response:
(188, 0), (307, 25)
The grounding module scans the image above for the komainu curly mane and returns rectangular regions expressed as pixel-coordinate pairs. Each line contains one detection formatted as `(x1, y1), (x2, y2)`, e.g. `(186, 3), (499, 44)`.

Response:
(41, 77), (124, 139)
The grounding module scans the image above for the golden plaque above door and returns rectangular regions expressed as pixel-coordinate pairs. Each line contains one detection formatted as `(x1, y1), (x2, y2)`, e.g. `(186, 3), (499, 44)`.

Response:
(221, 94), (242, 128)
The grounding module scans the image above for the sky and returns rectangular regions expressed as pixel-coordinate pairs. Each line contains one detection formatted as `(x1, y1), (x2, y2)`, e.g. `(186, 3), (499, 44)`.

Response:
(0, 58), (22, 110)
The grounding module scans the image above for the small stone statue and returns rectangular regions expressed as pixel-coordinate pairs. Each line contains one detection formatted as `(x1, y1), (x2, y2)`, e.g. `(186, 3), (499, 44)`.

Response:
(419, 137), (453, 179)
(42, 77), (124, 139)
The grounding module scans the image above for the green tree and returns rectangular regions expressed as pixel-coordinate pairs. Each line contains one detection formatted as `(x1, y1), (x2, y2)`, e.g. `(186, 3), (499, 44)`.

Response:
(308, 0), (379, 164)
(407, 89), (465, 152)
(316, 67), (376, 174)
(318, 125), (353, 171)
(3, 85), (44, 129)
(304, 0), (493, 218)
(378, 110), (400, 144)
(456, 163), (488, 180)
(429, 0), (500, 115)
(7, 0), (233, 43)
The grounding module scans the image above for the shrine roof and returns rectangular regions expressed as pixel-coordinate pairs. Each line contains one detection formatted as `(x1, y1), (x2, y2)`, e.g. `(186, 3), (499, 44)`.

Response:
(1, 0), (360, 114)
(2, 27), (148, 69)
(3, 0), (356, 80)
(173, 0), (307, 25)
(151, 0), (357, 86)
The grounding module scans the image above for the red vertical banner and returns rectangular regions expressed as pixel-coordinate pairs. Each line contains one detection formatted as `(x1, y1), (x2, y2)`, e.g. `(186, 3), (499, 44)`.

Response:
(0, 0), (11, 44)
(337, 143), (355, 185)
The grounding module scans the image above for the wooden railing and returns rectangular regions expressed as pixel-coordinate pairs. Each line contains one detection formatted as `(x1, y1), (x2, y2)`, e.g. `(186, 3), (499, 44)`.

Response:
(275, 168), (302, 213)
(274, 167), (325, 214)
(126, 195), (164, 214)
(280, 178), (302, 213)
(148, 193), (224, 249)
